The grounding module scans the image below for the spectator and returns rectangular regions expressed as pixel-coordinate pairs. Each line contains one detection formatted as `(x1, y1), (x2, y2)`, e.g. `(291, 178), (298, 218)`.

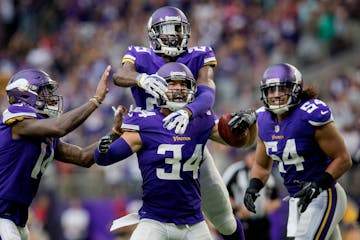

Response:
(223, 146), (281, 240)
(61, 197), (90, 240)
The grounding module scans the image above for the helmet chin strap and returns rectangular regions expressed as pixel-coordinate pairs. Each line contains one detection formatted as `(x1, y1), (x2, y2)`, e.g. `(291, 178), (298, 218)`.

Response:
(268, 95), (293, 115)
(165, 101), (186, 111)
(162, 47), (182, 57)
(155, 38), (188, 57)
(269, 104), (289, 115)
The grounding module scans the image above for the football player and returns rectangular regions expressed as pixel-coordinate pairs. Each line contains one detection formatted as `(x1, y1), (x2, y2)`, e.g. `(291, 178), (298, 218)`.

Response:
(244, 63), (352, 239)
(0, 66), (118, 239)
(96, 62), (256, 240)
(112, 6), (252, 239)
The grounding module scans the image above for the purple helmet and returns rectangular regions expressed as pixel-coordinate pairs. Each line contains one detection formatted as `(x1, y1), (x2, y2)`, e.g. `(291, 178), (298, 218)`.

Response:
(6, 69), (63, 117)
(147, 6), (190, 57)
(157, 62), (196, 111)
(260, 63), (303, 114)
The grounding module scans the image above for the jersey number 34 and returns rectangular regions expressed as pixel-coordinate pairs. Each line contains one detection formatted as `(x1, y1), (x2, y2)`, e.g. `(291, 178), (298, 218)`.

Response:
(156, 144), (203, 180)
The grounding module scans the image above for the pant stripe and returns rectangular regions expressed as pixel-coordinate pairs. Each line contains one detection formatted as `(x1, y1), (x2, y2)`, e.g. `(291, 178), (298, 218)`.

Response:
(315, 185), (337, 240)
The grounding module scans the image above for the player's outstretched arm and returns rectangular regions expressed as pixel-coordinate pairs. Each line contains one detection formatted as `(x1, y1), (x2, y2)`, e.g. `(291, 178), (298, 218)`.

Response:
(113, 62), (167, 100)
(54, 105), (128, 168)
(55, 140), (97, 168)
(12, 65), (111, 138)
(112, 61), (139, 87)
(94, 131), (142, 166)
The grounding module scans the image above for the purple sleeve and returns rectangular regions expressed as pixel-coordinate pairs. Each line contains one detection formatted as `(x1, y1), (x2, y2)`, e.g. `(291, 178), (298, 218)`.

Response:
(202, 46), (217, 67)
(94, 137), (133, 166)
(186, 85), (215, 118)
(305, 99), (333, 126)
(2, 105), (38, 124)
(121, 45), (137, 64)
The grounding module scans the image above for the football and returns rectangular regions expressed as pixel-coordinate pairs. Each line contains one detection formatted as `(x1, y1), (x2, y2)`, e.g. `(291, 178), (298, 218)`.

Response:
(218, 113), (249, 147)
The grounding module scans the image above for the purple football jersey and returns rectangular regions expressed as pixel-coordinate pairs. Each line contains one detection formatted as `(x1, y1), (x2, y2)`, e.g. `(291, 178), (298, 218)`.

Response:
(122, 45), (217, 110)
(0, 104), (57, 226)
(257, 99), (334, 195)
(121, 108), (216, 225)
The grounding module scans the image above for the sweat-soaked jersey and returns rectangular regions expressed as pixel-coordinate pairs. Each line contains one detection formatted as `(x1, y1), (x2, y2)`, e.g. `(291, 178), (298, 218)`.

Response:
(257, 99), (334, 195)
(122, 45), (217, 110)
(121, 108), (216, 225)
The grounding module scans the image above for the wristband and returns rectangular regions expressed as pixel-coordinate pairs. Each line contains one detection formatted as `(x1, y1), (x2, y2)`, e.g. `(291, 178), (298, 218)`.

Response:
(316, 172), (335, 190)
(135, 73), (147, 87)
(249, 178), (264, 192)
(112, 127), (123, 136)
(89, 97), (101, 107)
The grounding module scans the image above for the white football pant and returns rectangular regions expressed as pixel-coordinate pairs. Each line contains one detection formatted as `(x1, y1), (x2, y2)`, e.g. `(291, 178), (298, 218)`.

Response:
(130, 218), (212, 240)
(287, 183), (347, 240)
(200, 147), (236, 235)
(0, 218), (29, 240)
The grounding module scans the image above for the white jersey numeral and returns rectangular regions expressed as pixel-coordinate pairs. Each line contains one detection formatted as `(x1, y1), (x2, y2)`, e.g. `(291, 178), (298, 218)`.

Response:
(145, 96), (157, 110)
(300, 99), (327, 114)
(31, 142), (54, 179)
(156, 144), (203, 180)
(264, 139), (304, 173)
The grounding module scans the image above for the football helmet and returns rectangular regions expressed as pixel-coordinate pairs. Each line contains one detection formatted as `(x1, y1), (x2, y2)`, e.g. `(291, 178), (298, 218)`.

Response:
(157, 62), (196, 111)
(148, 6), (190, 57)
(260, 63), (303, 115)
(6, 69), (63, 117)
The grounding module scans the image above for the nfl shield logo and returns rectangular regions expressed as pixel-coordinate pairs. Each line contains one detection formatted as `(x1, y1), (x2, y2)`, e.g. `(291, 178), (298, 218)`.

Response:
(275, 125), (280, 133)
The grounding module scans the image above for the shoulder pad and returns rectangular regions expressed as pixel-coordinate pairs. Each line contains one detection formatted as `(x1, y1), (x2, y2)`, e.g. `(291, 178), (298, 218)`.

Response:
(189, 46), (217, 67)
(299, 99), (333, 126)
(122, 45), (152, 64)
(122, 109), (157, 131)
(2, 104), (37, 125)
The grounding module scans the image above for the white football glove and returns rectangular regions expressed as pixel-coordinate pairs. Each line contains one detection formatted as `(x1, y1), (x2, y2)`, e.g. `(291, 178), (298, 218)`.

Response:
(136, 73), (168, 100)
(163, 109), (190, 134)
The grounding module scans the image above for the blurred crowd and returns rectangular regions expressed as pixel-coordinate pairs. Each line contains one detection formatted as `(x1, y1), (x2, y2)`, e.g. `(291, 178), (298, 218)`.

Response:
(1, 0), (360, 239)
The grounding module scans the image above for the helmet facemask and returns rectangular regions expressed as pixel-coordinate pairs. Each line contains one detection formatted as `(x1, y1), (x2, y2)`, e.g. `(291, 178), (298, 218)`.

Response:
(261, 82), (301, 115)
(148, 17), (190, 57)
(160, 71), (196, 111)
(156, 62), (196, 111)
(36, 81), (63, 117)
(6, 72), (63, 118)
(260, 63), (303, 115)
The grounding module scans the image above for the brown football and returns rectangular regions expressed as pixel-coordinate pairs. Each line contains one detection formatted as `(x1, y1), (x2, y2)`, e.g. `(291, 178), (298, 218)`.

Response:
(218, 113), (248, 147)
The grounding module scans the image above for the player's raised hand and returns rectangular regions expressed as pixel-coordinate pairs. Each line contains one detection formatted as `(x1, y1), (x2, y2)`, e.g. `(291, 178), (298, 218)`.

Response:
(136, 73), (168, 100)
(112, 105), (128, 135)
(94, 65), (111, 104)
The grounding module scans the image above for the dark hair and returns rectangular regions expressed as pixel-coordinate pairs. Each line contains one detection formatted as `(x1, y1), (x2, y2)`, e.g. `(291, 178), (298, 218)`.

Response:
(300, 85), (318, 101)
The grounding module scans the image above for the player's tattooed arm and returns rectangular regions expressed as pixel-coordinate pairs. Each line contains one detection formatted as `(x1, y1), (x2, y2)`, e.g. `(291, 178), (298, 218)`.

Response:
(55, 140), (96, 168)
